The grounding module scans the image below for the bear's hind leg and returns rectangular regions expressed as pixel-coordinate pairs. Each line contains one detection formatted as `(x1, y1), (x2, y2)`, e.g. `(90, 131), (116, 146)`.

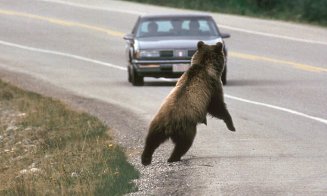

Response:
(168, 125), (196, 163)
(142, 129), (168, 166)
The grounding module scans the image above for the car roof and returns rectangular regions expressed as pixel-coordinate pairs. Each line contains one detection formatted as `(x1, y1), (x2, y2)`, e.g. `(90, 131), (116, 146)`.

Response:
(139, 13), (213, 19)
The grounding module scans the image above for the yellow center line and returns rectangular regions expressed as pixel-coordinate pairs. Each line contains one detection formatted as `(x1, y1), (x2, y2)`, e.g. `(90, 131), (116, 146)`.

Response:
(229, 52), (327, 73)
(1, 9), (326, 73)
(0, 9), (124, 37)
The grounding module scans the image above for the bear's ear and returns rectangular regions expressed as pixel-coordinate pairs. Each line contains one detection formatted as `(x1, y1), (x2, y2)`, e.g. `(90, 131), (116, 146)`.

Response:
(197, 41), (205, 49)
(216, 42), (223, 51)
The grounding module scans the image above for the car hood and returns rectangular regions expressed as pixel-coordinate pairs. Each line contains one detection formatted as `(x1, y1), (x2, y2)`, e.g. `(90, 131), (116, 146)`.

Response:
(136, 37), (222, 50)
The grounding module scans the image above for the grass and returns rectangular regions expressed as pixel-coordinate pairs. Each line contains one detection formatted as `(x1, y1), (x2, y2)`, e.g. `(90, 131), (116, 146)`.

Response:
(0, 79), (139, 195)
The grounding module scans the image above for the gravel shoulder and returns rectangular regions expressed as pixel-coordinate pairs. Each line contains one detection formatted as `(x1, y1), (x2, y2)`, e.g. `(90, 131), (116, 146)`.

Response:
(0, 67), (193, 195)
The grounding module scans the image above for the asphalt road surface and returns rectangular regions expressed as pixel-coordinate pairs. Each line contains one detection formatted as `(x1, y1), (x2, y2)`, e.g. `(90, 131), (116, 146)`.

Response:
(1, 0), (327, 195)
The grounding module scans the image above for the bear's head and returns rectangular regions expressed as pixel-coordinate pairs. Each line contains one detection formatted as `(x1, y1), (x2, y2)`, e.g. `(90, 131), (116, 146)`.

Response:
(191, 41), (225, 73)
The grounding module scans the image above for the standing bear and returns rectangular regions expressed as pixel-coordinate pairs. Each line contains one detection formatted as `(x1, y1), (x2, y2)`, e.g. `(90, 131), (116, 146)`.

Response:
(141, 41), (236, 166)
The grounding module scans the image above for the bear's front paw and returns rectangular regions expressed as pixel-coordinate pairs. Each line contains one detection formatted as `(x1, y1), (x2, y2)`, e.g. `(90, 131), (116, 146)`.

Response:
(226, 123), (236, 132)
(228, 125), (236, 132)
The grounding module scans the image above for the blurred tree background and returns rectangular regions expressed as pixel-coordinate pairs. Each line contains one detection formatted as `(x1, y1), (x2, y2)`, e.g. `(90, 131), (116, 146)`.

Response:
(125, 0), (327, 26)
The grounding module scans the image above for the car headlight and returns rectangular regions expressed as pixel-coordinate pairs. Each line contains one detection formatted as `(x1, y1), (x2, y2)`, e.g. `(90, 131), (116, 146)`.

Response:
(137, 50), (160, 58)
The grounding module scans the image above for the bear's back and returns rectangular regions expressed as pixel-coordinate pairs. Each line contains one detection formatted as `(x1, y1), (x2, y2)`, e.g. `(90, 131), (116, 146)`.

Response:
(157, 64), (214, 125)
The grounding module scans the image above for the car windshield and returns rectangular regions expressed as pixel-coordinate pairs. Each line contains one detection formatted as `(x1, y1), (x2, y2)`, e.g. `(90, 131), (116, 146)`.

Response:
(135, 17), (219, 38)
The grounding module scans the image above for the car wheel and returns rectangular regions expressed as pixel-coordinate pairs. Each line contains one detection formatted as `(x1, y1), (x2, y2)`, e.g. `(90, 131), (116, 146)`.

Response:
(131, 67), (144, 86)
(221, 65), (227, 85)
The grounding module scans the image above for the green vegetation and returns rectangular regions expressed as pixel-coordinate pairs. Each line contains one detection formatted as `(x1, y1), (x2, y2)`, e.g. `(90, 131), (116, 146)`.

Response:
(0, 80), (139, 195)
(125, 0), (327, 26)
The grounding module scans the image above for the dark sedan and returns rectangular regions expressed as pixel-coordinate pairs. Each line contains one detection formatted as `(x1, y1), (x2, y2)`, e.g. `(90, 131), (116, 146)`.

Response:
(123, 14), (230, 86)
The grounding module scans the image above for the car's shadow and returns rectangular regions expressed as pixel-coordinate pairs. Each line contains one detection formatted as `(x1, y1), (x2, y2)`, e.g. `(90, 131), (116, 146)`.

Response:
(143, 79), (289, 87)
(113, 80), (177, 87)
(145, 79), (284, 87)
(119, 79), (290, 87)
(144, 81), (177, 87)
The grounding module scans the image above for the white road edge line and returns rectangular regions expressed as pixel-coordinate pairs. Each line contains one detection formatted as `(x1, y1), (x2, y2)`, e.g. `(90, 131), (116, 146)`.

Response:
(1, 39), (326, 126)
(38, 0), (327, 46)
(219, 25), (327, 46)
(225, 95), (327, 125)
(0, 40), (126, 71)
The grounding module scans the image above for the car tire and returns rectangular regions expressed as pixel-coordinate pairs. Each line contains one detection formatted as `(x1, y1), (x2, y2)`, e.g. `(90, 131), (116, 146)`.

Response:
(131, 67), (144, 86)
(128, 66), (132, 83)
(221, 65), (227, 85)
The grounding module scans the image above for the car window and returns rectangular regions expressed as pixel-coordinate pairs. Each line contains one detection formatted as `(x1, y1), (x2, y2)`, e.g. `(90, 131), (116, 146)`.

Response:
(183, 20), (215, 35)
(136, 17), (219, 37)
(139, 21), (172, 33)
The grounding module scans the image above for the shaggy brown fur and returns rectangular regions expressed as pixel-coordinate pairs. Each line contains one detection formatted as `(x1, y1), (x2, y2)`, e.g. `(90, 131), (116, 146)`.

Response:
(141, 41), (235, 166)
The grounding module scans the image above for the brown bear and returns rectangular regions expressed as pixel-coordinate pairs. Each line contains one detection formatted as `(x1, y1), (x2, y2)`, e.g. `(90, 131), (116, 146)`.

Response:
(141, 41), (235, 166)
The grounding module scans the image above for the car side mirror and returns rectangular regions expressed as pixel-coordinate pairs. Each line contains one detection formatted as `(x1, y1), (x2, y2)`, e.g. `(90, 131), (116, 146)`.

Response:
(123, 34), (135, 41)
(221, 33), (231, 39)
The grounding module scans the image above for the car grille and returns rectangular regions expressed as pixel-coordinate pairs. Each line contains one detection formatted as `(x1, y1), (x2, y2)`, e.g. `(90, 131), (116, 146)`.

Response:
(160, 50), (173, 57)
(159, 50), (196, 58)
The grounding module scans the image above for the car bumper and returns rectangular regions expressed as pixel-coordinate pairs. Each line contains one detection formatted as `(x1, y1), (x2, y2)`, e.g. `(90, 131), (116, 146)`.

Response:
(131, 59), (191, 78)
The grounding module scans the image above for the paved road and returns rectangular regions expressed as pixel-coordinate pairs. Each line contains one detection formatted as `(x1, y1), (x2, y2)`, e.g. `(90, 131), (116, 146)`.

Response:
(1, 0), (327, 195)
